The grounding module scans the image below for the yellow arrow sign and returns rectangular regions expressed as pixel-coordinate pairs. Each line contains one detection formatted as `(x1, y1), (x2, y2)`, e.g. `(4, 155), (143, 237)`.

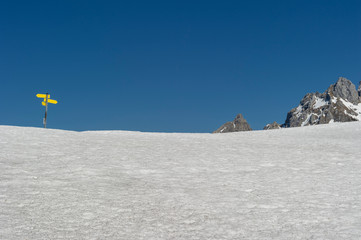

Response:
(36, 92), (57, 128)
(42, 99), (57, 105)
(48, 99), (58, 104)
(36, 94), (50, 99)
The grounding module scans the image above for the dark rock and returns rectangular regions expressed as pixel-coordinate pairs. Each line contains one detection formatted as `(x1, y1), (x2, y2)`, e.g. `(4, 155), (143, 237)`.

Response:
(263, 122), (281, 130)
(213, 114), (252, 133)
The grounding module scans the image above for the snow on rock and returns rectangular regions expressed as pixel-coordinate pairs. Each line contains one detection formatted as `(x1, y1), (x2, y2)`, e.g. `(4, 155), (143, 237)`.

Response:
(263, 121), (281, 130)
(313, 97), (327, 109)
(283, 77), (361, 128)
(294, 105), (303, 117)
(339, 98), (361, 121)
(331, 96), (337, 104)
(1, 124), (361, 239)
(214, 114), (252, 133)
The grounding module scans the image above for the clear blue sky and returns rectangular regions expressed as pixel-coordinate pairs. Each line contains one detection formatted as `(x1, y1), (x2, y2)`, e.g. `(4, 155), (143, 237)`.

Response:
(1, 0), (360, 132)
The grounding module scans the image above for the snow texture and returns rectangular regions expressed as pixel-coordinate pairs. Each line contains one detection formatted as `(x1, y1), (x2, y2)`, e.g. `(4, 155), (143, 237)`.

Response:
(1, 123), (361, 239)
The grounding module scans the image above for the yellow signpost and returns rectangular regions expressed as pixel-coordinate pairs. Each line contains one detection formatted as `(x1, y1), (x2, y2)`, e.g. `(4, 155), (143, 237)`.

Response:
(36, 94), (50, 99)
(36, 93), (58, 128)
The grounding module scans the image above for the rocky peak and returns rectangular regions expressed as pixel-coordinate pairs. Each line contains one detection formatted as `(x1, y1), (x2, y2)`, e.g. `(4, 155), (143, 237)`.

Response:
(328, 77), (360, 104)
(234, 114), (248, 124)
(263, 122), (281, 130)
(213, 114), (252, 133)
(282, 77), (361, 128)
(214, 77), (361, 132)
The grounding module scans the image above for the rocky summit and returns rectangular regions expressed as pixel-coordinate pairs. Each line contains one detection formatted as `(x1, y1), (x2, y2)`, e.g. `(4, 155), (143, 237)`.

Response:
(213, 114), (252, 133)
(263, 121), (281, 130)
(283, 77), (361, 128)
(216, 77), (361, 133)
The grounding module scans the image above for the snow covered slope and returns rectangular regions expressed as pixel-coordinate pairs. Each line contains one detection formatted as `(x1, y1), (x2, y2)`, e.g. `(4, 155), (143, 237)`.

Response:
(1, 123), (361, 239)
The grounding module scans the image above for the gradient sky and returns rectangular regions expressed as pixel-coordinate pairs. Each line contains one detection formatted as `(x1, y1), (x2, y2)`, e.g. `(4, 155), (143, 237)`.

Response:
(1, 0), (361, 132)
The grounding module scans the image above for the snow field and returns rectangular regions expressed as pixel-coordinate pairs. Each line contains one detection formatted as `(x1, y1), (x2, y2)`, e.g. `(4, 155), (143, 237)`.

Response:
(1, 122), (361, 239)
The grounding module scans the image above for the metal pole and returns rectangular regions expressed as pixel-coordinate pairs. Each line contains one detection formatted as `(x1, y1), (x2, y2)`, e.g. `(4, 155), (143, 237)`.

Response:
(44, 93), (49, 128)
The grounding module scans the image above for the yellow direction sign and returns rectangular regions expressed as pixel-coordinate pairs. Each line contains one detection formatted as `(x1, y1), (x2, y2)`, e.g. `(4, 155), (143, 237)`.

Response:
(41, 99), (57, 105)
(36, 93), (50, 99)
(36, 92), (58, 128)
(47, 99), (57, 104)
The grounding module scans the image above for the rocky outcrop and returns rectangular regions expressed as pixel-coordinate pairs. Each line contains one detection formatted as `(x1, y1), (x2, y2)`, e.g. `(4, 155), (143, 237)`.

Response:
(263, 122), (281, 130)
(215, 77), (361, 132)
(213, 114), (252, 133)
(329, 77), (359, 104)
(283, 77), (361, 128)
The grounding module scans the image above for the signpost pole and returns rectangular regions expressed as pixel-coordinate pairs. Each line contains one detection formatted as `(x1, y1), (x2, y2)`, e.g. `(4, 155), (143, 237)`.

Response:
(37, 93), (57, 128)
(44, 93), (49, 128)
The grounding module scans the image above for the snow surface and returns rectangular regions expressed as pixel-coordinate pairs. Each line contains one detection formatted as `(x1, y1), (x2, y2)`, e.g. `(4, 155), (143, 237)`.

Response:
(1, 123), (361, 239)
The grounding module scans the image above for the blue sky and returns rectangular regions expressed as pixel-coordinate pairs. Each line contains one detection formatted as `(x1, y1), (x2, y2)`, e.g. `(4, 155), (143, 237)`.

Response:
(1, 0), (360, 132)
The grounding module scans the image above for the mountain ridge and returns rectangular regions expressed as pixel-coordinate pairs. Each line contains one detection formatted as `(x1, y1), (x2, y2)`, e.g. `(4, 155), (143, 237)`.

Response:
(213, 113), (252, 133)
(214, 77), (361, 133)
(280, 77), (361, 128)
